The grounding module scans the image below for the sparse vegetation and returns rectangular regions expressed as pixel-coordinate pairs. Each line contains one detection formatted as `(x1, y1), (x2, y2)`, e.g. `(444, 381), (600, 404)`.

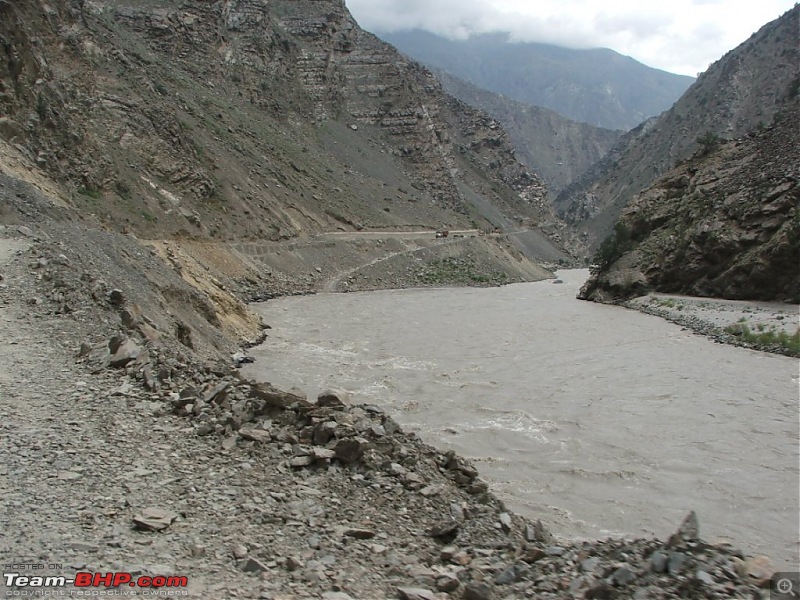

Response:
(592, 222), (634, 272)
(724, 323), (800, 353)
(416, 257), (506, 285)
(696, 131), (721, 156)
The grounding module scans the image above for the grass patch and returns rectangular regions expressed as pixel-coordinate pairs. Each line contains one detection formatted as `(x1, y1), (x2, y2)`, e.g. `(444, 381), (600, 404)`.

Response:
(416, 257), (506, 285)
(723, 323), (800, 353)
(78, 187), (103, 199)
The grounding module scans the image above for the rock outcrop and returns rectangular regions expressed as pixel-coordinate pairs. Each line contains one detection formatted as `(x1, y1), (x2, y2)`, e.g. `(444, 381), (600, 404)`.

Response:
(579, 102), (799, 303)
(558, 5), (799, 250)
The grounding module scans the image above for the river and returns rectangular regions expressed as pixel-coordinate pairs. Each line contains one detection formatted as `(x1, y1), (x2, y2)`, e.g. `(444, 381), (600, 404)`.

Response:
(244, 269), (800, 569)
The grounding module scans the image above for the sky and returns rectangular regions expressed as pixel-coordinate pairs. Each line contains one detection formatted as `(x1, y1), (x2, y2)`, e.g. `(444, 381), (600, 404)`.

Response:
(345, 0), (797, 76)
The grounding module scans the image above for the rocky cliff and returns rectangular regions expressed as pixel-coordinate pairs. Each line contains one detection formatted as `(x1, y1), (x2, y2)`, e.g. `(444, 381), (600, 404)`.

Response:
(431, 69), (622, 197)
(558, 6), (799, 250)
(578, 101), (799, 303)
(0, 0), (560, 240)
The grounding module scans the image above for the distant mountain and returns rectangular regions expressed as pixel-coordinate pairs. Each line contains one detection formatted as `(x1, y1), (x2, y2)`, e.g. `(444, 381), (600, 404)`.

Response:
(432, 69), (622, 196)
(558, 6), (800, 250)
(377, 30), (694, 131)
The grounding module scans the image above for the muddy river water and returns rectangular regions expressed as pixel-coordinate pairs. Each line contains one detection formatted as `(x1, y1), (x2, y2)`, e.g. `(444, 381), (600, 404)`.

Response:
(245, 269), (799, 568)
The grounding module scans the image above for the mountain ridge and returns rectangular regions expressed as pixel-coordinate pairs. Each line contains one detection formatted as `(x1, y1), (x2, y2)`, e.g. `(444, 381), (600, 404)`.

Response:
(376, 29), (695, 130)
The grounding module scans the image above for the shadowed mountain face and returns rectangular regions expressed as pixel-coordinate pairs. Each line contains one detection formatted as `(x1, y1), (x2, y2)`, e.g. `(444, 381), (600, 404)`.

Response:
(578, 103), (799, 303)
(559, 6), (800, 251)
(376, 30), (695, 131)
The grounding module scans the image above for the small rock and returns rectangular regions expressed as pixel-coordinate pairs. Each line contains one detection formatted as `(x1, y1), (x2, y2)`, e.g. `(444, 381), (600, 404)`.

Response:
(545, 546), (566, 556)
(649, 551), (668, 573)
(667, 552), (686, 575)
(239, 428), (271, 443)
(132, 508), (178, 532)
(344, 528), (376, 540)
(463, 581), (493, 600)
(396, 587), (436, 600)
(290, 455), (314, 468)
(285, 556), (303, 571)
(498, 512), (512, 533)
(107, 289), (126, 307)
(334, 438), (365, 464)
(428, 519), (459, 540)
(231, 544), (249, 559)
(317, 388), (350, 408)
(435, 573), (460, 592)
(241, 557), (269, 574)
(109, 338), (143, 368)
(695, 570), (715, 586)
(610, 566), (637, 586)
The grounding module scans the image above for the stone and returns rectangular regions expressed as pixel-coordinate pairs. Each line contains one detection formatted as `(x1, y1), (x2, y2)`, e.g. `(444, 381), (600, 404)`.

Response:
(463, 581), (493, 600)
(396, 587), (436, 600)
(494, 566), (519, 585)
(435, 573), (460, 592)
(239, 428), (271, 443)
(334, 438), (365, 464)
(285, 556), (303, 571)
(241, 557), (269, 574)
(419, 484), (444, 497)
(498, 512), (512, 533)
(667, 552), (686, 575)
(311, 447), (336, 461)
(649, 551), (668, 573)
(107, 289), (126, 307)
(526, 519), (553, 544)
(203, 381), (230, 404)
(290, 456), (314, 468)
(321, 593), (355, 600)
(344, 528), (376, 540)
(132, 508), (178, 531)
(221, 435), (237, 450)
(610, 566), (637, 586)
(231, 544), (249, 559)
(313, 421), (338, 445)
(695, 570), (715, 585)
(735, 556), (775, 582)
(120, 305), (142, 329)
(317, 388), (350, 408)
(249, 382), (308, 409)
(109, 338), (143, 368)
(428, 519), (459, 540)
(545, 546), (566, 556)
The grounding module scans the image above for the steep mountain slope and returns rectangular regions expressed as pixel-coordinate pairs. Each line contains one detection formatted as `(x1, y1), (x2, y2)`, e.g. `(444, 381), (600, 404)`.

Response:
(377, 30), (694, 130)
(559, 6), (799, 249)
(432, 69), (622, 196)
(0, 0), (572, 362)
(578, 102), (799, 303)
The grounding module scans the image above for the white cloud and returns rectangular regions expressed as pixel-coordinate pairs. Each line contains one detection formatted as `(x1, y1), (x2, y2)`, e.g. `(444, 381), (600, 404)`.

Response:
(345, 0), (797, 75)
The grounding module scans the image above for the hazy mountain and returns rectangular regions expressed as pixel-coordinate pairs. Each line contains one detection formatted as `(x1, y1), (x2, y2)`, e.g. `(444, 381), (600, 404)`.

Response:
(431, 68), (622, 196)
(377, 30), (695, 131)
(559, 6), (799, 250)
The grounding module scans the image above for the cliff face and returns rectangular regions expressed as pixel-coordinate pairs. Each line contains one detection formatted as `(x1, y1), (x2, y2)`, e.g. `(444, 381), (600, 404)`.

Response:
(558, 6), (799, 250)
(431, 69), (622, 197)
(578, 103), (799, 303)
(0, 0), (559, 243)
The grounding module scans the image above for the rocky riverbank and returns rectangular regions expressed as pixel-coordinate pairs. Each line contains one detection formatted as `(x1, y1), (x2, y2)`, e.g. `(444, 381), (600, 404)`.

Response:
(1, 230), (791, 599)
(626, 294), (799, 358)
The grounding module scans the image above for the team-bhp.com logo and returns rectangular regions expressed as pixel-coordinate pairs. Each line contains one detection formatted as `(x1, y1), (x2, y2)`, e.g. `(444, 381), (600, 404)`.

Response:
(4, 571), (188, 595)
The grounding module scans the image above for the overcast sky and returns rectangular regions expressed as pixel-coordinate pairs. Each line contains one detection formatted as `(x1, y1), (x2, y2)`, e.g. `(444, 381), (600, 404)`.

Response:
(345, 0), (796, 76)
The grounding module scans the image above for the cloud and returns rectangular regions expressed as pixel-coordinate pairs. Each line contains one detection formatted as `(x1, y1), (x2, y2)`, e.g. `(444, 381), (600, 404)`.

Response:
(345, 0), (797, 75)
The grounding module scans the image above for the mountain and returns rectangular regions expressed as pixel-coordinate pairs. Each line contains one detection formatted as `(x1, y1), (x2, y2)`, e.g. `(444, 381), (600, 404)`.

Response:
(431, 68), (622, 197)
(578, 101), (799, 303)
(376, 30), (695, 131)
(559, 6), (800, 250)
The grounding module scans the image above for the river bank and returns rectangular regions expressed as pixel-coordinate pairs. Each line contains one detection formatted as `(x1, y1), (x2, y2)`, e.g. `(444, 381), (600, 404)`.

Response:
(0, 235), (794, 599)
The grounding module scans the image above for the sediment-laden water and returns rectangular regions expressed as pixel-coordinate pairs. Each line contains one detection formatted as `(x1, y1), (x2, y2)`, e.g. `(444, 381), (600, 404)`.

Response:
(245, 270), (800, 568)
